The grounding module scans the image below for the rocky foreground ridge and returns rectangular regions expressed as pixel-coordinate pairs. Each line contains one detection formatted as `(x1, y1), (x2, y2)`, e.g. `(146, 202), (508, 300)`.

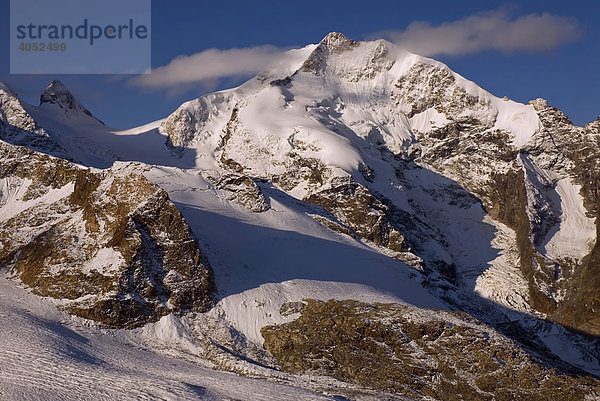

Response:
(0, 140), (215, 328)
(262, 299), (600, 400)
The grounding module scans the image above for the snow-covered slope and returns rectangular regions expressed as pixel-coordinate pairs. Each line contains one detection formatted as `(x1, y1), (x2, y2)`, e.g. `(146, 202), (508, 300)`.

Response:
(0, 274), (337, 401)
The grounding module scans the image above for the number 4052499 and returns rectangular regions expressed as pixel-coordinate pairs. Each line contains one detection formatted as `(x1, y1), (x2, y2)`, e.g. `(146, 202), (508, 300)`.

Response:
(18, 42), (66, 52)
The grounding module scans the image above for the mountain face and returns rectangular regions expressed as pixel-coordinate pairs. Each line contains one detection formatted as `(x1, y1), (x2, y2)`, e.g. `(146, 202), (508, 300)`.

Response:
(1, 33), (600, 400)
(524, 100), (600, 335)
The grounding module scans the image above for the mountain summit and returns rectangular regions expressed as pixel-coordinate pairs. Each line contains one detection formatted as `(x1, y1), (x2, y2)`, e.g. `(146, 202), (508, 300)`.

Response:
(40, 80), (104, 124)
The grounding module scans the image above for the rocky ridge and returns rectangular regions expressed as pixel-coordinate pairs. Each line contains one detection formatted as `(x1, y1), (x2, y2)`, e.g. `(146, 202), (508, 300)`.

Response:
(0, 84), (67, 156)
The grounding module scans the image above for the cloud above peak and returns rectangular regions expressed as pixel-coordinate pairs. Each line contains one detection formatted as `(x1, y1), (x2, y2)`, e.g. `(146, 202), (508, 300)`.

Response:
(130, 45), (284, 90)
(376, 10), (582, 57)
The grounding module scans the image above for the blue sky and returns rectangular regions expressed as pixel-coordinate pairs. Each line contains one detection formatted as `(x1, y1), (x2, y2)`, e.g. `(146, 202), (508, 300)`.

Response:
(1, 0), (598, 128)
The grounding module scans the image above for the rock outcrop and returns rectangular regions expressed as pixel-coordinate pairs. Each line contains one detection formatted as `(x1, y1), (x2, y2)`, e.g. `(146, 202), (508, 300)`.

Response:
(0, 141), (215, 328)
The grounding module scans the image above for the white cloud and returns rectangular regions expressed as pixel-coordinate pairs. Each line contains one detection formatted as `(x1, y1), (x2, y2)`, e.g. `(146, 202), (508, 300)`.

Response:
(130, 45), (284, 89)
(131, 10), (581, 90)
(376, 10), (581, 57)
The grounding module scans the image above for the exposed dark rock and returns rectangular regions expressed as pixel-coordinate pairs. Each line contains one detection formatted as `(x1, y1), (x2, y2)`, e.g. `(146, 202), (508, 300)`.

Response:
(358, 162), (375, 183)
(269, 76), (292, 87)
(299, 32), (358, 75)
(208, 172), (270, 213)
(262, 299), (600, 400)
(274, 154), (330, 191)
(392, 63), (494, 122)
(304, 177), (408, 253)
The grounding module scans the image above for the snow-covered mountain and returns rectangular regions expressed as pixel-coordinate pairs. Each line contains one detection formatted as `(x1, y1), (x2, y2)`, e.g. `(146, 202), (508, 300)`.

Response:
(1, 33), (600, 400)
(159, 32), (599, 334)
